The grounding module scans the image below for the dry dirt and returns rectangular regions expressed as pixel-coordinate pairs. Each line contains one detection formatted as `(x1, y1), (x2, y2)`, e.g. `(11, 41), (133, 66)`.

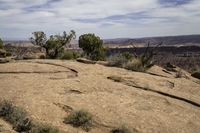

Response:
(0, 59), (200, 133)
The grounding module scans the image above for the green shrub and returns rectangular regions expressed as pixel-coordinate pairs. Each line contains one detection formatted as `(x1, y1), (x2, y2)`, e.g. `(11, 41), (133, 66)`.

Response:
(30, 30), (76, 59)
(60, 50), (80, 60)
(14, 117), (32, 132)
(0, 100), (60, 133)
(64, 110), (92, 132)
(0, 100), (32, 132)
(31, 123), (59, 133)
(79, 33), (106, 61)
(121, 52), (134, 60)
(108, 54), (129, 67)
(0, 100), (14, 118)
(108, 52), (154, 72)
(111, 126), (134, 133)
(124, 58), (145, 72)
(139, 54), (154, 69)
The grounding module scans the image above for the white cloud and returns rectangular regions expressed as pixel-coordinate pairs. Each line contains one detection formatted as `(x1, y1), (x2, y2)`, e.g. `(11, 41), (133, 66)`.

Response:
(0, 0), (200, 40)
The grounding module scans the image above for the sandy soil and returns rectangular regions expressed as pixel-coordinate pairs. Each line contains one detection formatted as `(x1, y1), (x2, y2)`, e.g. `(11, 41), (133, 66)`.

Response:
(0, 59), (199, 133)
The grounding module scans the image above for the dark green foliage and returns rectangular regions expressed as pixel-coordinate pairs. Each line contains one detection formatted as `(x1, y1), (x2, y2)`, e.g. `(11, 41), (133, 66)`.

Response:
(0, 100), (13, 117)
(0, 100), (32, 132)
(121, 52), (134, 60)
(30, 30), (76, 59)
(124, 53), (154, 72)
(139, 53), (154, 69)
(0, 38), (3, 49)
(31, 123), (59, 133)
(14, 117), (32, 132)
(64, 110), (92, 132)
(79, 33), (106, 61)
(60, 50), (80, 60)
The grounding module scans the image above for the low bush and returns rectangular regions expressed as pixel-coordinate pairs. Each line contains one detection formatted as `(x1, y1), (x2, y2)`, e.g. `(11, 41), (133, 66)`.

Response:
(108, 54), (129, 67)
(121, 52), (134, 60)
(31, 123), (59, 133)
(111, 126), (135, 133)
(0, 100), (32, 132)
(64, 110), (92, 132)
(60, 50), (80, 60)
(108, 52), (154, 72)
(124, 58), (145, 72)
(0, 100), (60, 133)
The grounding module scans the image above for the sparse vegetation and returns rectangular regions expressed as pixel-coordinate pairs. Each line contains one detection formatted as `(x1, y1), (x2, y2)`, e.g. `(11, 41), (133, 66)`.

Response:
(0, 100), (58, 133)
(155, 53), (200, 73)
(124, 58), (145, 72)
(108, 43), (161, 72)
(60, 50), (80, 60)
(108, 52), (133, 67)
(0, 38), (3, 49)
(30, 123), (59, 133)
(0, 100), (32, 132)
(175, 69), (183, 78)
(30, 30), (76, 59)
(121, 52), (134, 60)
(79, 33), (106, 61)
(64, 109), (92, 132)
(111, 125), (135, 133)
(108, 54), (128, 67)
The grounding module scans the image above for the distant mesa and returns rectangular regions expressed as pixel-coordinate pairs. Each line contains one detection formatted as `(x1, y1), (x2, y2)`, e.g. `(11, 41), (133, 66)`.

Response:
(103, 35), (200, 47)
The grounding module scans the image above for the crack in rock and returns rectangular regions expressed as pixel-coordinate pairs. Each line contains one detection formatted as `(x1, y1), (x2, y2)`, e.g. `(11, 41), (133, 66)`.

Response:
(108, 76), (200, 108)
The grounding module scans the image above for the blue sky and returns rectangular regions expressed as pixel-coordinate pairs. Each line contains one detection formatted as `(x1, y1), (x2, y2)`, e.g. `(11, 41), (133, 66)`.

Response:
(0, 0), (200, 40)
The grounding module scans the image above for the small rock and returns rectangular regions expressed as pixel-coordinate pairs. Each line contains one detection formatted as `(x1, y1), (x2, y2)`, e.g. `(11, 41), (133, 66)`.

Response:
(0, 49), (6, 58)
(0, 58), (10, 63)
(191, 72), (200, 79)
(166, 62), (176, 68)
(76, 58), (96, 64)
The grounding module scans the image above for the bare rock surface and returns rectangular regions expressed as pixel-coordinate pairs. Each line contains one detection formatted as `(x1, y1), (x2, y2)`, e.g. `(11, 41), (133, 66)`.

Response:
(0, 59), (200, 133)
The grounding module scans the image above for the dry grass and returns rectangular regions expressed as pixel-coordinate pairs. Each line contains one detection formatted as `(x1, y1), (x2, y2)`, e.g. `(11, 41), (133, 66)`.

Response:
(64, 110), (92, 132)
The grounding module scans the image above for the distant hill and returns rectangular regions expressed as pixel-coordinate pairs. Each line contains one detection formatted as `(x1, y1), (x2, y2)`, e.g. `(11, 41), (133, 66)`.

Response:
(4, 35), (200, 47)
(104, 35), (200, 47)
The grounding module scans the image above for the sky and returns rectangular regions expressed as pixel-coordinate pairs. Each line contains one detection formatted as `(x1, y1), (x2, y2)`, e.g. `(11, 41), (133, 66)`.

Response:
(0, 0), (200, 40)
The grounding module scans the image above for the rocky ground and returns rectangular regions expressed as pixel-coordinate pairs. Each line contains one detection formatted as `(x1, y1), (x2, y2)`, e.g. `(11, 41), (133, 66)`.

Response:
(0, 59), (199, 133)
